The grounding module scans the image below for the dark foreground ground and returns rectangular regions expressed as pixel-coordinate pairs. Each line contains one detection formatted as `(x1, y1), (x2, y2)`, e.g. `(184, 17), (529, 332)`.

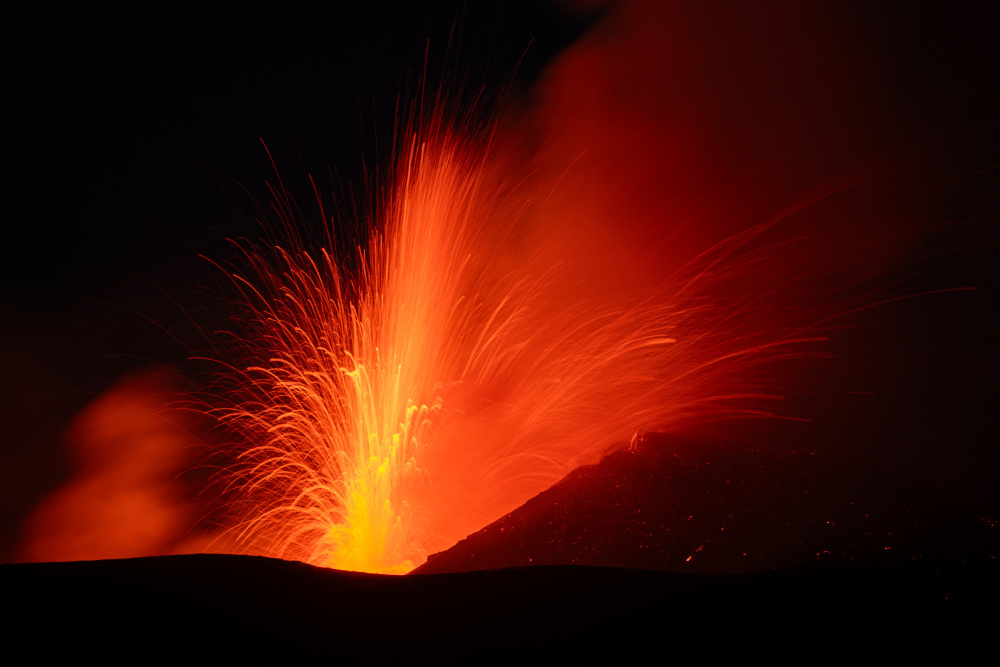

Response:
(2, 553), (997, 661)
(5, 440), (999, 661)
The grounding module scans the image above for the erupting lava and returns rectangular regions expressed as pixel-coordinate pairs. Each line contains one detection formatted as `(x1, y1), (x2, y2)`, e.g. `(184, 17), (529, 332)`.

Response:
(205, 109), (872, 575)
(8, 2), (991, 584)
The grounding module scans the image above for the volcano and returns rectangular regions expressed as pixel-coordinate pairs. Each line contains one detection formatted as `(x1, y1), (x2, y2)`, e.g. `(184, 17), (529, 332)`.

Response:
(3, 1), (997, 658)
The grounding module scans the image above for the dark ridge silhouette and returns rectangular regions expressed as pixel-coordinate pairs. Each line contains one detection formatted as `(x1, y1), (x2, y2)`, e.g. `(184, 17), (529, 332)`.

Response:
(3, 554), (996, 661)
(4, 439), (996, 660)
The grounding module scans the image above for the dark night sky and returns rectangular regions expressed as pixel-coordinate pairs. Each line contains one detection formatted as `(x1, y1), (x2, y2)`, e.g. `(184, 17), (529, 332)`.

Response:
(1, 1), (997, 561)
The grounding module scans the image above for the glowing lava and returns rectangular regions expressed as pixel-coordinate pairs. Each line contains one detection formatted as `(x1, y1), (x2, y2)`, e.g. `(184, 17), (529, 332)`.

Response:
(203, 105), (868, 575)
(211, 125), (546, 574)
(10, 2), (984, 578)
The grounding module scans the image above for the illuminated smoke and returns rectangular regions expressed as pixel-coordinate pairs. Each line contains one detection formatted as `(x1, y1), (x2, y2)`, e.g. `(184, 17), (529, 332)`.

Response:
(206, 129), (894, 574)
(16, 370), (200, 562)
(194, 3), (921, 574)
(21, 2), (931, 573)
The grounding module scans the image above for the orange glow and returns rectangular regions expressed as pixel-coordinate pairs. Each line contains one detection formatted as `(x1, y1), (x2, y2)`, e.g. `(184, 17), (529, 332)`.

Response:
(204, 104), (883, 574)
(16, 370), (199, 562)
(12, 3), (977, 577)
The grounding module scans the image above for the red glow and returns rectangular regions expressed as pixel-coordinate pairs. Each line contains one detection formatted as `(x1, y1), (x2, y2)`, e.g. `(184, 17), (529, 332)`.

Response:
(204, 114), (898, 574)
(16, 371), (200, 562)
(19, 2), (937, 574)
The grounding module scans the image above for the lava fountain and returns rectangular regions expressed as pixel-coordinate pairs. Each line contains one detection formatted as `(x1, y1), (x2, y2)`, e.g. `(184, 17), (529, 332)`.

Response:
(9, 1), (988, 578)
(202, 96), (887, 575)
(181, 0), (938, 578)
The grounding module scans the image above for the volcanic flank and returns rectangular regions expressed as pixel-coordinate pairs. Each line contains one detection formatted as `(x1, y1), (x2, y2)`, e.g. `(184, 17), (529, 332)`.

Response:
(416, 435), (999, 574)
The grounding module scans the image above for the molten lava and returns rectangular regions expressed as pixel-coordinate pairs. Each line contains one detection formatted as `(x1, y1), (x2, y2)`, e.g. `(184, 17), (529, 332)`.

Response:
(18, 3), (948, 575)
(204, 113), (882, 575)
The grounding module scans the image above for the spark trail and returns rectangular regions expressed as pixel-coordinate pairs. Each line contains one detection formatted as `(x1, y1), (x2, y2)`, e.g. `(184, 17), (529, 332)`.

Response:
(206, 110), (867, 574)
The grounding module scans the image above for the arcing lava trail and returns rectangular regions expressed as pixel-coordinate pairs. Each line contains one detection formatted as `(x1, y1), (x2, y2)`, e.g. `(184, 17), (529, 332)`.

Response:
(207, 114), (881, 574)
(17, 2), (976, 574)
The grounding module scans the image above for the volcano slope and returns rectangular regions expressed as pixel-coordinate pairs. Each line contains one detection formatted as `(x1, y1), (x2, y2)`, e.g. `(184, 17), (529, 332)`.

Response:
(416, 435), (997, 574)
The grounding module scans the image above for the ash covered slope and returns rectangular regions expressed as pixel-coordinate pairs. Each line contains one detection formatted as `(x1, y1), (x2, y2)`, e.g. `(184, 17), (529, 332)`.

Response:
(416, 435), (997, 575)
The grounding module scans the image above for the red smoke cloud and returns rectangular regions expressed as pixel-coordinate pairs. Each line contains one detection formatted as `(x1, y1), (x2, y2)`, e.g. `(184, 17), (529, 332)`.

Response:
(16, 370), (203, 562)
